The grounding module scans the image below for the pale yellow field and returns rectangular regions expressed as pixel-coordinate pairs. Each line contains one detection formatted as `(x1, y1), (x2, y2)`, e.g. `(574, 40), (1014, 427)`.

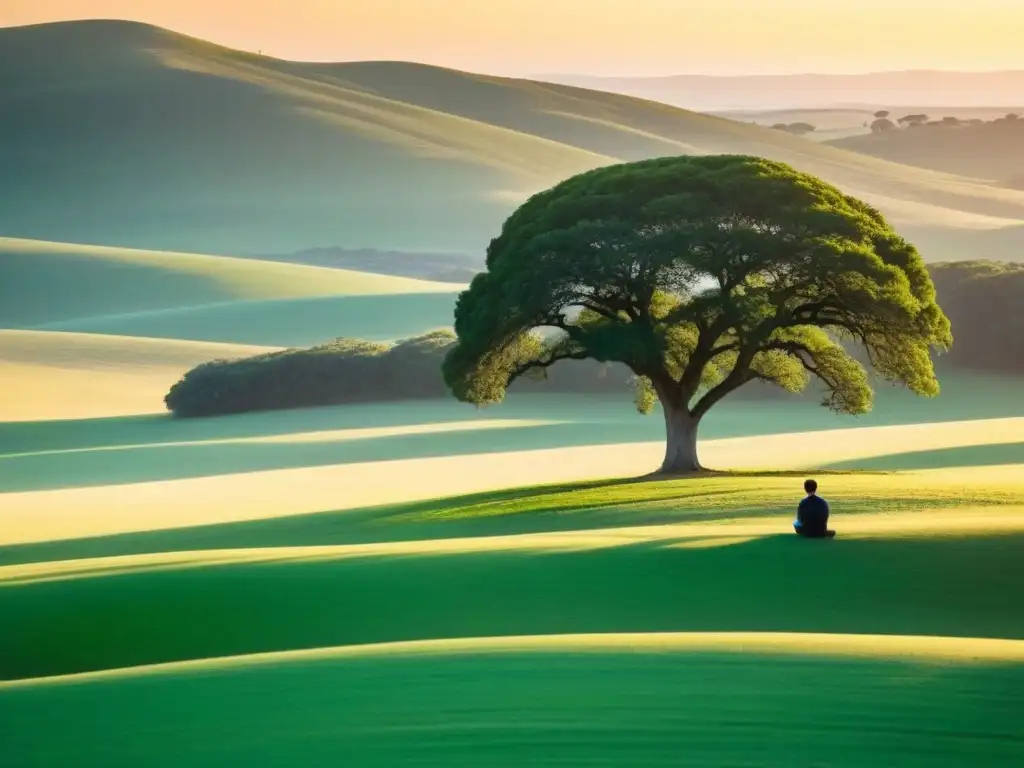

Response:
(0, 330), (277, 421)
(2, 417), (1020, 546)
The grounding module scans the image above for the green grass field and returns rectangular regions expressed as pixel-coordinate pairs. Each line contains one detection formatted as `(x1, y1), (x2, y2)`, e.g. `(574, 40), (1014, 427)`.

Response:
(3, 19), (1024, 764)
(2, 371), (1023, 765)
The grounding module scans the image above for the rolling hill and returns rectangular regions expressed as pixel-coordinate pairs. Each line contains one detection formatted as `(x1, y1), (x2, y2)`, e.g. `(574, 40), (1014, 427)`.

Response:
(0, 330), (276, 422)
(3, 20), (1024, 261)
(2, 403), (1023, 765)
(38, 292), (463, 347)
(0, 237), (463, 329)
(3, 22), (1024, 765)
(0, 237), (462, 340)
(0, 237), (463, 418)
(829, 119), (1024, 186)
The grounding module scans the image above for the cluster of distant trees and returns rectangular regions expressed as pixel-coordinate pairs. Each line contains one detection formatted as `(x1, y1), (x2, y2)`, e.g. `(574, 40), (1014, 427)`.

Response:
(770, 110), (1022, 137)
(164, 330), (637, 417)
(868, 110), (1021, 133)
(165, 262), (1023, 418)
(770, 122), (817, 135)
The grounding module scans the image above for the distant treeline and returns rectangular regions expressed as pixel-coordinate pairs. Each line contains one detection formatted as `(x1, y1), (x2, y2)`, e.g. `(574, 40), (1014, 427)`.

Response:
(165, 261), (1023, 417)
(929, 260), (1024, 374)
(164, 330), (636, 417)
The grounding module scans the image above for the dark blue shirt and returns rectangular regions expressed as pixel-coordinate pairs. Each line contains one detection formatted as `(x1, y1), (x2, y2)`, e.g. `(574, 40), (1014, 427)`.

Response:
(796, 494), (830, 533)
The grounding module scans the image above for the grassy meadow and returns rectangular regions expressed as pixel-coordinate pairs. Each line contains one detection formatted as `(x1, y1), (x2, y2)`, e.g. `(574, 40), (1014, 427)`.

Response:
(2, 352), (1024, 764)
(1, 201), (1022, 763)
(1, 229), (1023, 766)
(3, 17), (1024, 767)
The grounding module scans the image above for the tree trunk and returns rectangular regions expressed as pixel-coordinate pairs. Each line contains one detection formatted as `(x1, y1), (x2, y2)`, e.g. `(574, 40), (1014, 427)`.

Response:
(660, 402), (703, 474)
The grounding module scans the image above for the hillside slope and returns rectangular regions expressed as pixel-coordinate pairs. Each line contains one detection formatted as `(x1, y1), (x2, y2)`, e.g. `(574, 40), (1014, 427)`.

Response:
(3, 20), (1024, 260)
(829, 120), (1024, 186)
(40, 293), (463, 347)
(0, 237), (462, 329)
(0, 330), (275, 421)
(1, 419), (1023, 765)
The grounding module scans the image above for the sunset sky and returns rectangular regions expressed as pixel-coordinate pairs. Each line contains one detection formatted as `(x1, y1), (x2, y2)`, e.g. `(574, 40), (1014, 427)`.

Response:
(3, 0), (1024, 76)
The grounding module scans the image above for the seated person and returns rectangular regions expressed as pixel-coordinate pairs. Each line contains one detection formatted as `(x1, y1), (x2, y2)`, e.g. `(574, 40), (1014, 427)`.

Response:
(793, 478), (836, 538)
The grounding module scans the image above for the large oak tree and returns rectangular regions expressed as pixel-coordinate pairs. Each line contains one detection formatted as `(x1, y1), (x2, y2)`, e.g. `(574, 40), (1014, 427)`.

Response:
(442, 155), (952, 473)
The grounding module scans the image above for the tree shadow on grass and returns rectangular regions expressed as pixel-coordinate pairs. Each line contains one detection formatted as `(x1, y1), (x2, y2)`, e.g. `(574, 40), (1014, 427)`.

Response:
(0, 401), (515, 455)
(0, 471), (932, 568)
(0, 394), (669, 458)
(0, 407), (899, 494)
(0, 420), (666, 492)
(824, 442), (1024, 471)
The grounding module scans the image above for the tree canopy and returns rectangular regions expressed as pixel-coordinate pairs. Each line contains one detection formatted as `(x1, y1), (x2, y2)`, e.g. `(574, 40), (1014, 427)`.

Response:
(897, 113), (929, 126)
(442, 155), (952, 472)
(771, 122), (816, 135)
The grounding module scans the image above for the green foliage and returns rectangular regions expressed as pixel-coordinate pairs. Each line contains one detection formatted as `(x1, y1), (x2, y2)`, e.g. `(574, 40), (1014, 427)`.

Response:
(633, 376), (657, 415)
(771, 122), (816, 135)
(929, 260), (1024, 373)
(164, 338), (392, 417)
(165, 330), (636, 418)
(444, 155), (951, 431)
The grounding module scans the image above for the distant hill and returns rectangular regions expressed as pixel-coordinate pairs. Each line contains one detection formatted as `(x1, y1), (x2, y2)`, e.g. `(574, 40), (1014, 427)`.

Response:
(714, 107), (1021, 142)
(828, 117), (1024, 186)
(0, 237), (463, 346)
(0, 237), (461, 328)
(3, 20), (1024, 263)
(41, 293), (462, 347)
(539, 71), (1024, 112)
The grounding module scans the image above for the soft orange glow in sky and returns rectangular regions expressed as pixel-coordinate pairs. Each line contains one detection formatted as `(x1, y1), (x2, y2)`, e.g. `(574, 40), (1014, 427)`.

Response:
(3, 0), (1024, 75)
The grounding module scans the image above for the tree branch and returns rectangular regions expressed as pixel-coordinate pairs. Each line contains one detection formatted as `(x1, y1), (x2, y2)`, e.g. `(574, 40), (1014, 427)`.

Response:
(708, 340), (740, 358)
(677, 312), (736, 400)
(577, 301), (621, 321)
(690, 346), (757, 420)
(510, 350), (590, 380)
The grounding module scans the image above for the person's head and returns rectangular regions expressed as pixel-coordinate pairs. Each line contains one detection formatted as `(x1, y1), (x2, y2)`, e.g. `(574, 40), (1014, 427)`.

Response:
(804, 478), (818, 495)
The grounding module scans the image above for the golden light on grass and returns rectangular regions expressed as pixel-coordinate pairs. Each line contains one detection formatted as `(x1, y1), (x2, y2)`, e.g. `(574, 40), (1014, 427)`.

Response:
(0, 331), (275, 421)
(2, 417), (1020, 546)
(4, 505), (1023, 587)
(5, 631), (1023, 691)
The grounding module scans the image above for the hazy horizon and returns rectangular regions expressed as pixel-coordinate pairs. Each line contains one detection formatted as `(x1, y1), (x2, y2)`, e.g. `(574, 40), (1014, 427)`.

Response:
(3, 0), (1024, 77)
